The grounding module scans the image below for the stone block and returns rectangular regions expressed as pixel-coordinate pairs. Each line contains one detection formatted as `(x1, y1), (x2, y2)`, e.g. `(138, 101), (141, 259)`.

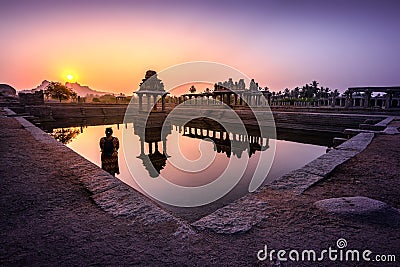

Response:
(191, 199), (269, 234)
(269, 170), (324, 195)
(92, 184), (178, 225)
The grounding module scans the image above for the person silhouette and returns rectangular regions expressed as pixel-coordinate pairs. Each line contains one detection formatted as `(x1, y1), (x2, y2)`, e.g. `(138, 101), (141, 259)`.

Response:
(99, 127), (120, 176)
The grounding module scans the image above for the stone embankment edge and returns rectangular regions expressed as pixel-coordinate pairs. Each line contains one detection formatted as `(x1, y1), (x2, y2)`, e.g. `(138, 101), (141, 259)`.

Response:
(191, 116), (395, 234)
(3, 108), (194, 238)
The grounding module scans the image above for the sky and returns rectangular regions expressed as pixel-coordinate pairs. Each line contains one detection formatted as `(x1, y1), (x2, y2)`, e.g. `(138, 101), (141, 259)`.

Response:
(1, 0), (400, 94)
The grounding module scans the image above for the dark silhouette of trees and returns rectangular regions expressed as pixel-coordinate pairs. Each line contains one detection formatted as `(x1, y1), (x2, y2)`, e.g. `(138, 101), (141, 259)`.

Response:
(283, 88), (290, 98)
(270, 81), (340, 103)
(45, 82), (76, 102)
(51, 128), (80, 144)
(293, 87), (300, 98)
(71, 91), (78, 102)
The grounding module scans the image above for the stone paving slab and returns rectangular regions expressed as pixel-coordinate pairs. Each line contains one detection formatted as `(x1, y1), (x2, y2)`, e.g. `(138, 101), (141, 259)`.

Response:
(383, 126), (400, 135)
(300, 150), (357, 177)
(269, 170), (324, 194)
(191, 198), (270, 234)
(336, 132), (375, 152)
(375, 116), (394, 127)
(78, 171), (121, 195)
(91, 184), (178, 225)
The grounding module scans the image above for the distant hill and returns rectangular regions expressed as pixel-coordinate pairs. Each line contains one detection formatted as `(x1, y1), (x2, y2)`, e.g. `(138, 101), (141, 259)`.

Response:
(29, 80), (110, 97)
(65, 82), (109, 97)
(30, 80), (51, 92)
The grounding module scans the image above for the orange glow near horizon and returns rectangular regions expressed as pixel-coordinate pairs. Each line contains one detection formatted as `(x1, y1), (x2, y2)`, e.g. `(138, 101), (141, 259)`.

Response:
(61, 70), (79, 84)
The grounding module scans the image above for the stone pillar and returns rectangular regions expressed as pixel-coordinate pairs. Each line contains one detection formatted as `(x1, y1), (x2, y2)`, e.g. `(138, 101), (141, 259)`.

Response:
(385, 92), (392, 109)
(140, 139), (145, 155)
(153, 94), (158, 110)
(364, 92), (370, 108)
(138, 94), (143, 111)
(345, 92), (352, 108)
(161, 95), (166, 111)
(155, 142), (159, 152)
(163, 139), (167, 155)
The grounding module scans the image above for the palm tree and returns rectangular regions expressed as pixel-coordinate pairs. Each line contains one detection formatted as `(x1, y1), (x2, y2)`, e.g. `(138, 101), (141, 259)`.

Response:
(310, 80), (319, 89)
(333, 89), (339, 97)
(293, 87), (300, 98)
(309, 81), (319, 99)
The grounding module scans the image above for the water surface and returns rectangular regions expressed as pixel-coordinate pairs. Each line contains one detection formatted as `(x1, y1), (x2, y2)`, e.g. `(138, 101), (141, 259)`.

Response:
(47, 121), (329, 221)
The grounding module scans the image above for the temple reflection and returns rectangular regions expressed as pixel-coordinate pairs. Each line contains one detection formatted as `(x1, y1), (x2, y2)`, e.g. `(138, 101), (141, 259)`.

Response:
(134, 113), (171, 178)
(181, 118), (270, 158)
(132, 113), (271, 178)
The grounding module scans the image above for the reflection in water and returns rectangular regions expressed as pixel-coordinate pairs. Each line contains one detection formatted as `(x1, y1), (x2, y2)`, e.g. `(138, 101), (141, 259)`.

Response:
(132, 115), (272, 178)
(50, 127), (81, 144)
(43, 117), (330, 221)
(182, 118), (269, 159)
(134, 114), (171, 178)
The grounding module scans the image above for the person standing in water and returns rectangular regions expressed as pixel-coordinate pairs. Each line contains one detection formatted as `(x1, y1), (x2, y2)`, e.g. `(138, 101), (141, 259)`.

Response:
(99, 127), (120, 176)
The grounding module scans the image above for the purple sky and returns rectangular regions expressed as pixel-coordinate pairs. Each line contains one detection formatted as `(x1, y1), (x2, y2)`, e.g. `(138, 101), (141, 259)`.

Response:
(1, 0), (400, 93)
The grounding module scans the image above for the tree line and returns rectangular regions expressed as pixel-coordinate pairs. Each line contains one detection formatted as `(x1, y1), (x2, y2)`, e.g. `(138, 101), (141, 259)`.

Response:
(270, 81), (340, 100)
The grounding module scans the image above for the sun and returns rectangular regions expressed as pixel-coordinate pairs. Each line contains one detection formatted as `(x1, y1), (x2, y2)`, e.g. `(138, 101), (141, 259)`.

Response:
(66, 74), (74, 81)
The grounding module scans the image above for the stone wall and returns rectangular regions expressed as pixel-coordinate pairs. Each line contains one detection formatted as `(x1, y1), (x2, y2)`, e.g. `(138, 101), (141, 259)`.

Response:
(18, 90), (44, 105)
(11, 103), (388, 134)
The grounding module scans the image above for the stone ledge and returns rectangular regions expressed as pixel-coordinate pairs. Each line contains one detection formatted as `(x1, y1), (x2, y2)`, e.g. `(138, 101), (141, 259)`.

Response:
(91, 184), (178, 225)
(383, 126), (400, 135)
(268, 132), (374, 195)
(269, 170), (324, 194)
(191, 198), (270, 234)
(300, 150), (357, 177)
(375, 116), (394, 127)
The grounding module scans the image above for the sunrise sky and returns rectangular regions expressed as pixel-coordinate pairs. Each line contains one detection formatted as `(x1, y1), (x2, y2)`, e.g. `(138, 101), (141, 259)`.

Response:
(1, 0), (400, 94)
